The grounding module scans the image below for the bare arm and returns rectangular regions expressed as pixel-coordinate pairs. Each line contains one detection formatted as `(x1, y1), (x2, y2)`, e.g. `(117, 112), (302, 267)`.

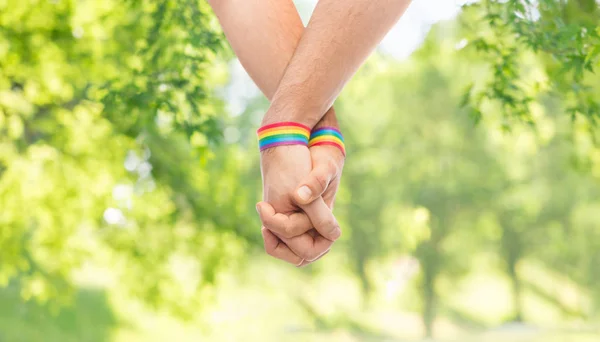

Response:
(263, 0), (412, 126)
(207, 0), (345, 266)
(208, 0), (339, 128)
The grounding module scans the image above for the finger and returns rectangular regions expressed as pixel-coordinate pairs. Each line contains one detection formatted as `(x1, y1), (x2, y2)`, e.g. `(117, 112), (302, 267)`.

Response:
(293, 161), (338, 205)
(261, 227), (303, 266)
(298, 249), (331, 267)
(322, 184), (339, 210)
(256, 202), (312, 239)
(279, 229), (332, 262)
(299, 197), (341, 241)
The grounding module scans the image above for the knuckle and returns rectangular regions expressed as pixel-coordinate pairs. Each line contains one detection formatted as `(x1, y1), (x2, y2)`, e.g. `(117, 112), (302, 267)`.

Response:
(260, 214), (272, 228)
(317, 217), (335, 230)
(261, 220), (276, 234)
(327, 159), (340, 175)
(265, 219), (293, 239)
(314, 173), (329, 191)
(282, 221), (298, 239)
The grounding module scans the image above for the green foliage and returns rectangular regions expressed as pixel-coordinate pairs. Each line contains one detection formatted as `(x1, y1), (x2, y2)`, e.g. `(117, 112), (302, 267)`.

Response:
(0, 0), (260, 316)
(334, 18), (600, 335)
(0, 284), (116, 342)
(2, 0), (600, 340)
(461, 0), (600, 124)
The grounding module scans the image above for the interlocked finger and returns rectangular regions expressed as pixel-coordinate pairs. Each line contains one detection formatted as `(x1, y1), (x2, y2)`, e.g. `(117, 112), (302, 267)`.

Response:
(261, 227), (303, 266)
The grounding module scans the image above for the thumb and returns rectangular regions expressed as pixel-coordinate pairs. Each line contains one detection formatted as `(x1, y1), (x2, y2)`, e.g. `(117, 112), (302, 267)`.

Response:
(293, 162), (337, 205)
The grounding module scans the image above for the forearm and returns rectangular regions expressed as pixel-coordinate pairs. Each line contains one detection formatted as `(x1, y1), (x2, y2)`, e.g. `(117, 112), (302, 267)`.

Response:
(264, 0), (411, 127)
(207, 0), (338, 129)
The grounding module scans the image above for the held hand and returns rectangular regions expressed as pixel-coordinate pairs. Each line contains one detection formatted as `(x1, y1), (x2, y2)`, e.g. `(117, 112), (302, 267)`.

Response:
(257, 145), (341, 265)
(258, 144), (345, 266)
(295, 144), (345, 209)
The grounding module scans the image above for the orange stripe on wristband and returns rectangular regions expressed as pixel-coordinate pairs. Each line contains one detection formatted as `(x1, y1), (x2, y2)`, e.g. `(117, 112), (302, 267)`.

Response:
(308, 127), (345, 156)
(257, 122), (310, 152)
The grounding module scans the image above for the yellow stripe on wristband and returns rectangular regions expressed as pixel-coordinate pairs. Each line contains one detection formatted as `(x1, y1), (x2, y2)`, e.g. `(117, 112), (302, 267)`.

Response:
(308, 127), (345, 156)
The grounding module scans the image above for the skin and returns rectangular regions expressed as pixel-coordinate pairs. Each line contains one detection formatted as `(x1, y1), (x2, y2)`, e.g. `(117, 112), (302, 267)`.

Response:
(208, 0), (411, 265)
(208, 0), (344, 265)
(263, 0), (412, 128)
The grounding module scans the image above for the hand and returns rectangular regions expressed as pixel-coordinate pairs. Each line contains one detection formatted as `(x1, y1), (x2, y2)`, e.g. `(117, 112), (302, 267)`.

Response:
(256, 145), (341, 266)
(258, 144), (345, 266)
(295, 144), (345, 209)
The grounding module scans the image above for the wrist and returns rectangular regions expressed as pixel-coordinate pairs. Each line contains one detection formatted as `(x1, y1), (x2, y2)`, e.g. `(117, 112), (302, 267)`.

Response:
(309, 126), (346, 157)
(261, 97), (322, 129)
(257, 122), (310, 153)
(261, 108), (321, 129)
(313, 107), (339, 130)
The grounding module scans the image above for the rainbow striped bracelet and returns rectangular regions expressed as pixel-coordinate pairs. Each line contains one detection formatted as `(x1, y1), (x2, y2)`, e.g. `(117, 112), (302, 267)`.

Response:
(257, 122), (311, 152)
(309, 127), (346, 156)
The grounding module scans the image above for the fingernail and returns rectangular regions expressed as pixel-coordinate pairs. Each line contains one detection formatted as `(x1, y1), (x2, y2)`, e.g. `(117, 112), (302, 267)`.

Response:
(331, 227), (341, 240)
(297, 186), (312, 201)
(255, 204), (261, 214)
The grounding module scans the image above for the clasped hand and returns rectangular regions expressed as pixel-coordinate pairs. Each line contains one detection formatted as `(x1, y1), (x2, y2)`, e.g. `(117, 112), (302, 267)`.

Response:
(257, 144), (344, 266)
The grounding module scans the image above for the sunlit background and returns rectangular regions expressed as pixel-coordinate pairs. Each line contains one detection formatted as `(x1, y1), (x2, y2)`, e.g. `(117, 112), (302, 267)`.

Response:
(1, 0), (600, 341)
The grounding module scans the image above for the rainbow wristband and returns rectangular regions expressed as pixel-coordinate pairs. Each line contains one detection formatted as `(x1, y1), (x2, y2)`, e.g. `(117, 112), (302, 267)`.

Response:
(309, 127), (346, 156)
(257, 122), (311, 152)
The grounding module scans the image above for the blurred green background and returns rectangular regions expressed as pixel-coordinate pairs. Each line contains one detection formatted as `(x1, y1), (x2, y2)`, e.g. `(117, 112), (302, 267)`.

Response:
(1, 0), (600, 341)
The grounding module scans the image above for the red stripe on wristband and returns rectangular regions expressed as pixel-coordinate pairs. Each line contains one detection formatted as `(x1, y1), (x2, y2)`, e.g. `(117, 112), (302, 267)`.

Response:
(257, 122), (311, 152)
(309, 127), (346, 156)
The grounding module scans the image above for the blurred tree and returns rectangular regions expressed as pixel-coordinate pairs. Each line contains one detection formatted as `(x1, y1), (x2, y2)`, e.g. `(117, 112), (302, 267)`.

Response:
(461, 0), (600, 124)
(458, 0), (600, 321)
(0, 0), (261, 316)
(337, 45), (503, 336)
(335, 15), (600, 335)
(3, 0), (600, 336)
